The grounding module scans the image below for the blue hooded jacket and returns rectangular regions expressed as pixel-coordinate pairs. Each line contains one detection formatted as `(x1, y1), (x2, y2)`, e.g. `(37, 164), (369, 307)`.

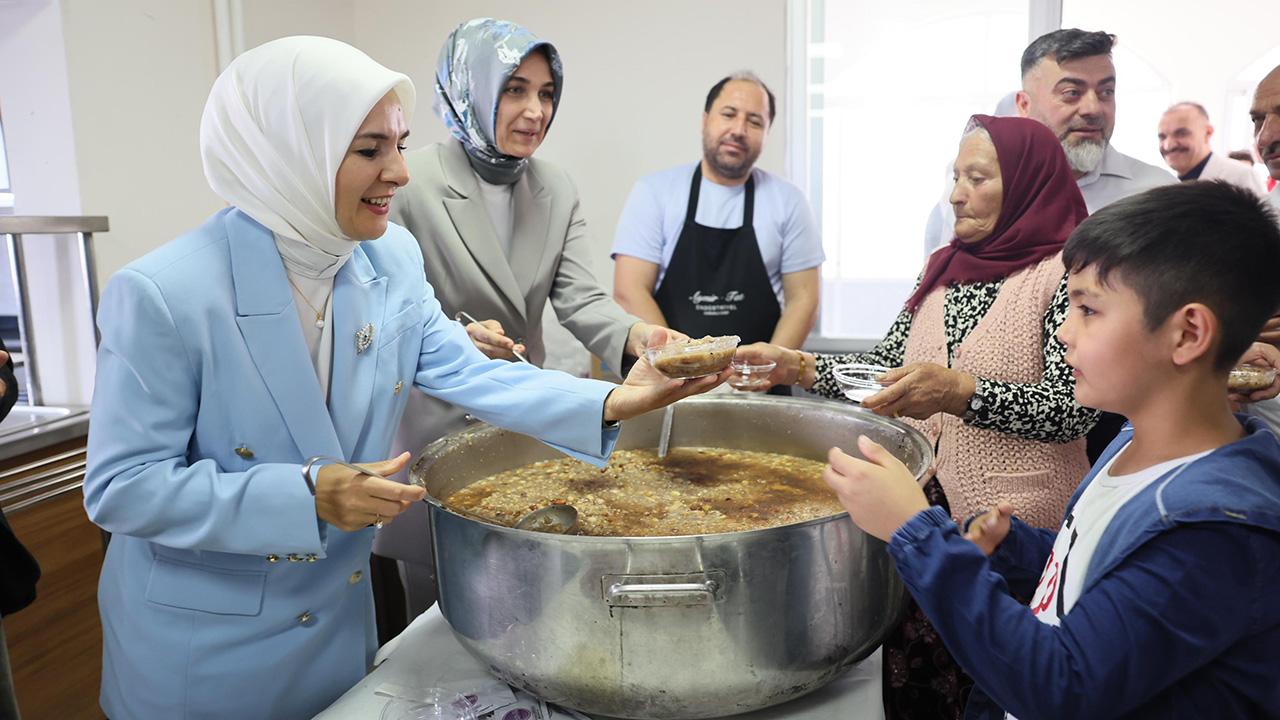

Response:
(887, 415), (1280, 719)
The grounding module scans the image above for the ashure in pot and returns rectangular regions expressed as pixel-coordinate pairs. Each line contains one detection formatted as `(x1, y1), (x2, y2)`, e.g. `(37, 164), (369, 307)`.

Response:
(412, 395), (933, 720)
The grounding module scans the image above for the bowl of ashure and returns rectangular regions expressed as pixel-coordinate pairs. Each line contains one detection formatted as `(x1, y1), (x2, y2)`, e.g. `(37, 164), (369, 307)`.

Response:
(1228, 364), (1276, 393)
(644, 335), (740, 379)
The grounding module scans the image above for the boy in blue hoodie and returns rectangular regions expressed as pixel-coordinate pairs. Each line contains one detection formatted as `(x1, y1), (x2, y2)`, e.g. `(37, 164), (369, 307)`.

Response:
(825, 181), (1280, 719)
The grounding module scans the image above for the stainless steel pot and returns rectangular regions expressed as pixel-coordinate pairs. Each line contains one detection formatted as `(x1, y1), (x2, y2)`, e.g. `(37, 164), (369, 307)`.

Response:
(411, 395), (933, 720)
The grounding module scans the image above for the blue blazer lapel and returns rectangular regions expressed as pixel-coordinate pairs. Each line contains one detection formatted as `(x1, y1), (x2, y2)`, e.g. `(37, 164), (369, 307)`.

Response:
(226, 210), (343, 460)
(330, 246), (386, 460)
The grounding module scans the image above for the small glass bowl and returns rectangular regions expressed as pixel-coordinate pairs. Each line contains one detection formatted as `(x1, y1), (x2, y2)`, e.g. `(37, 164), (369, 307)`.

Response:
(832, 363), (891, 403)
(645, 335), (740, 379)
(380, 689), (478, 720)
(1228, 364), (1277, 393)
(727, 359), (776, 390)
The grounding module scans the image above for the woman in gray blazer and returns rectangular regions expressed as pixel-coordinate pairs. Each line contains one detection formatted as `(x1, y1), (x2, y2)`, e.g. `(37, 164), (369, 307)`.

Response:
(378, 18), (667, 618)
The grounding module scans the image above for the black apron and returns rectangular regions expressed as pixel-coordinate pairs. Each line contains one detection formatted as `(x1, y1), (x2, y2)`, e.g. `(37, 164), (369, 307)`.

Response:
(653, 164), (781, 344)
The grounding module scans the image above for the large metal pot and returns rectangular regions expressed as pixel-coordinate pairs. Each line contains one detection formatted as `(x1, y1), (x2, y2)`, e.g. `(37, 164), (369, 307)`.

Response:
(411, 395), (933, 720)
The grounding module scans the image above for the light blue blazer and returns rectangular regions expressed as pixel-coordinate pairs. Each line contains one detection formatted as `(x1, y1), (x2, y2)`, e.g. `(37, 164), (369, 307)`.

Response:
(84, 208), (619, 720)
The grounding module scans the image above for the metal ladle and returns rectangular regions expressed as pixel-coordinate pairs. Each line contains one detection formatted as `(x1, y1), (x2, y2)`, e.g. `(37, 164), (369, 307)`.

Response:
(514, 504), (579, 534)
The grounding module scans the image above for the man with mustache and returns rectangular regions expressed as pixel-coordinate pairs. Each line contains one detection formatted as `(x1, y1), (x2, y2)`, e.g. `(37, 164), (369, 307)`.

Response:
(1256, 65), (1280, 214)
(1016, 29), (1174, 210)
(611, 72), (822, 366)
(1157, 102), (1263, 193)
(1015, 29), (1175, 463)
(1245, 64), (1280, 436)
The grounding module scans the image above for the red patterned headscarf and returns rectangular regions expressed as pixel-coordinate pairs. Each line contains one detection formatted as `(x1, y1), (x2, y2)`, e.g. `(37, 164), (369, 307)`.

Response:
(905, 115), (1087, 312)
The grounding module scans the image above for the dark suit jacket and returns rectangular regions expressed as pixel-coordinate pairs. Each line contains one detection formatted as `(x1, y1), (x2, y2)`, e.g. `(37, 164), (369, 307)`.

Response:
(0, 336), (39, 616)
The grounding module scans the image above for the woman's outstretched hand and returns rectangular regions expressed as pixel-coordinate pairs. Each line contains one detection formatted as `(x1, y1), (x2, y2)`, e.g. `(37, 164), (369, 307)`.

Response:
(603, 327), (732, 422)
(314, 452), (425, 532)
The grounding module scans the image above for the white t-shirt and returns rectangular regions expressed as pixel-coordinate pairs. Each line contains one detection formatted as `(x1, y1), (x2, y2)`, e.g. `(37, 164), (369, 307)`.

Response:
(610, 162), (824, 305)
(1006, 444), (1210, 720)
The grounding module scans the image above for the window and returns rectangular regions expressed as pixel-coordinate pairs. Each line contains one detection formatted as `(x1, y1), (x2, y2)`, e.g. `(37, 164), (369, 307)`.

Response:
(800, 0), (1030, 341)
(794, 0), (1277, 343)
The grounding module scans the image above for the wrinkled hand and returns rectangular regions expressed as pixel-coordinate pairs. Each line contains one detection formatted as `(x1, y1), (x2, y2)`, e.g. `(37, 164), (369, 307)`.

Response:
(627, 322), (689, 359)
(1258, 314), (1280, 348)
(823, 436), (930, 542)
(1230, 342), (1280, 404)
(463, 318), (526, 361)
(963, 502), (1014, 556)
(863, 362), (975, 420)
(733, 342), (796, 391)
(603, 327), (732, 421)
(314, 453), (425, 532)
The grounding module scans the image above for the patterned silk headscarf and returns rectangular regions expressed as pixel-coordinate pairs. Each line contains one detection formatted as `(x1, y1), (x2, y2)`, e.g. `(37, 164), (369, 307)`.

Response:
(433, 18), (563, 185)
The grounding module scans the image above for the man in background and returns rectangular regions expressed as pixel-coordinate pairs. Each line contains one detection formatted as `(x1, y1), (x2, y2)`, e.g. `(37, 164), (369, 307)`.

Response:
(612, 72), (822, 355)
(1016, 29), (1174, 210)
(1157, 101), (1264, 193)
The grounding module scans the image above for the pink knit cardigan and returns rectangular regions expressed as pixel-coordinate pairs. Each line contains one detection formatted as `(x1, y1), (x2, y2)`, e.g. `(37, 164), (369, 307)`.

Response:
(900, 252), (1088, 529)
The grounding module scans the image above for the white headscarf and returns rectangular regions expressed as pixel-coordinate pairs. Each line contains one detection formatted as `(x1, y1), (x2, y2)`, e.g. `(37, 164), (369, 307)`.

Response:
(200, 36), (416, 278)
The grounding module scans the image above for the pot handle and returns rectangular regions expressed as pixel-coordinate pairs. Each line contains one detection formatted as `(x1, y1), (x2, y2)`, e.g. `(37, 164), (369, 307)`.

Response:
(602, 572), (724, 607)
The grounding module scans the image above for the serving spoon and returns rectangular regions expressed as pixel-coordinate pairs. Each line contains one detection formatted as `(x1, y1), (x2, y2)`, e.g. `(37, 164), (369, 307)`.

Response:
(514, 504), (580, 534)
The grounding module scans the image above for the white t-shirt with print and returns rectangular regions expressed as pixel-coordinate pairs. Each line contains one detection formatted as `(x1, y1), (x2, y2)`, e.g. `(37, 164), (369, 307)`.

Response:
(1006, 444), (1210, 719)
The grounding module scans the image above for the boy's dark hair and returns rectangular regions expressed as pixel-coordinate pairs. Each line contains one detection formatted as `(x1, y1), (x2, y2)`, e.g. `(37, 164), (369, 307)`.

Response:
(1063, 181), (1280, 371)
(705, 72), (776, 124)
(1021, 29), (1116, 77)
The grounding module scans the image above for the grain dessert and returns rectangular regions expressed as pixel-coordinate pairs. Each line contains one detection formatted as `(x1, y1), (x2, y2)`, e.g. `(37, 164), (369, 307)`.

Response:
(646, 335), (739, 379)
(443, 447), (841, 536)
(1228, 364), (1276, 393)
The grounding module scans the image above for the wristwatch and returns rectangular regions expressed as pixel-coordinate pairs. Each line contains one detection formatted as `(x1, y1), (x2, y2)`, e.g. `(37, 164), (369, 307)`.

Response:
(962, 391), (985, 423)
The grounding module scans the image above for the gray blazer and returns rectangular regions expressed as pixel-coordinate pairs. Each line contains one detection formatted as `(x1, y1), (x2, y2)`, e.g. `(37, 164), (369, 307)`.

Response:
(391, 140), (638, 370)
(377, 141), (639, 566)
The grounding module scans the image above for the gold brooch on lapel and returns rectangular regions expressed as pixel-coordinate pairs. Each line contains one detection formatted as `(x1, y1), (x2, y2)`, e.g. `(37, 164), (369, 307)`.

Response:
(355, 323), (374, 354)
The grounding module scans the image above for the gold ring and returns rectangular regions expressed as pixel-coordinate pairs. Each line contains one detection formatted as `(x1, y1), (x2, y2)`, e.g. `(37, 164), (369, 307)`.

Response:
(373, 514), (384, 529)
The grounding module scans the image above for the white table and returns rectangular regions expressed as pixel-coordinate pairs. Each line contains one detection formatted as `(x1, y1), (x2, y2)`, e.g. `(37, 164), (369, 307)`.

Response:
(316, 605), (885, 720)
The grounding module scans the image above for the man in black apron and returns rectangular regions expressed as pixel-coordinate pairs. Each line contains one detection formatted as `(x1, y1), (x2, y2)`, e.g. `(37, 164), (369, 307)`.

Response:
(611, 72), (823, 387)
(652, 165), (780, 345)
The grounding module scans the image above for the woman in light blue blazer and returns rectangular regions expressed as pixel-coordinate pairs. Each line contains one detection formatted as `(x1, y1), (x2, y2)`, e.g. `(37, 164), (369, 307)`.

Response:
(84, 36), (722, 720)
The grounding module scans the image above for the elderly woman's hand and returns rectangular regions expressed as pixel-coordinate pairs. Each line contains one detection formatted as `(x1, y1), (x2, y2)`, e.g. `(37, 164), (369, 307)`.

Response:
(463, 318), (526, 361)
(823, 436), (930, 542)
(732, 342), (794, 391)
(314, 452), (426, 532)
(862, 362), (976, 420)
(1230, 342), (1280, 404)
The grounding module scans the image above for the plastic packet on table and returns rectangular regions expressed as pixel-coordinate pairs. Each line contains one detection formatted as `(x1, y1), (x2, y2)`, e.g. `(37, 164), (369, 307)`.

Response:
(479, 689), (549, 720)
(422, 674), (517, 716)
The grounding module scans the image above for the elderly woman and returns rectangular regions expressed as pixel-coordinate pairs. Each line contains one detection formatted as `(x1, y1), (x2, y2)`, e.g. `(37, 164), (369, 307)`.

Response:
(742, 114), (1098, 719)
(84, 36), (720, 720)
(378, 18), (669, 616)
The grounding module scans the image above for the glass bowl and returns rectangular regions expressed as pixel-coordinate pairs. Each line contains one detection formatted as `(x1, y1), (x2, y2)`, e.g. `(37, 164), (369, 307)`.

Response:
(644, 335), (740, 379)
(727, 359), (776, 390)
(831, 363), (891, 403)
(380, 689), (478, 720)
(1228, 364), (1276, 393)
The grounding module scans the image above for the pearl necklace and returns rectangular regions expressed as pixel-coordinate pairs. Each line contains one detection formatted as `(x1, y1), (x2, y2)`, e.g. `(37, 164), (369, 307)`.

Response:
(287, 276), (330, 329)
